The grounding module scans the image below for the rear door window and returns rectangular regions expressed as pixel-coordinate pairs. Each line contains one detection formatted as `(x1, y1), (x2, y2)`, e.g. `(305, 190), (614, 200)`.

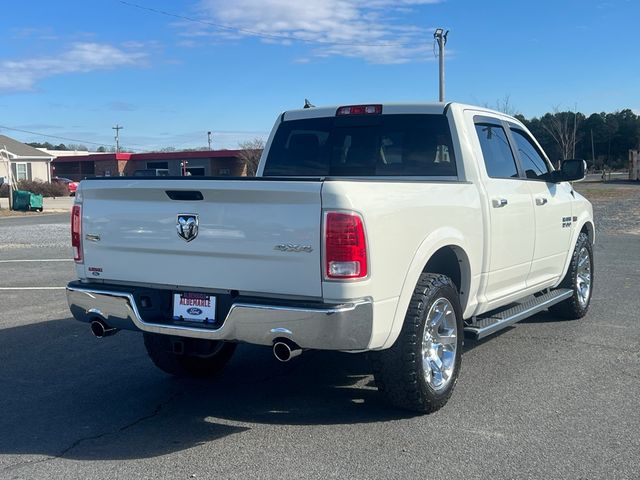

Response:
(263, 114), (456, 177)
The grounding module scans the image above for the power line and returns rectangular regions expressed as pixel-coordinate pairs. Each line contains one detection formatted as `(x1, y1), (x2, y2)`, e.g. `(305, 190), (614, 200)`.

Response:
(0, 123), (270, 152)
(0, 124), (143, 152)
(0, 124), (114, 148)
(119, 1), (408, 48)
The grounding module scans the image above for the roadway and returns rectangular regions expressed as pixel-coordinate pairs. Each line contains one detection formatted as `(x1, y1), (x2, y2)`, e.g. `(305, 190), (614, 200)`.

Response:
(0, 212), (638, 479)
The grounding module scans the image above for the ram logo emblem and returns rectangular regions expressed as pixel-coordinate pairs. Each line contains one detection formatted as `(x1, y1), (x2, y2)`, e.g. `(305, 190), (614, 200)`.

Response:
(177, 214), (199, 242)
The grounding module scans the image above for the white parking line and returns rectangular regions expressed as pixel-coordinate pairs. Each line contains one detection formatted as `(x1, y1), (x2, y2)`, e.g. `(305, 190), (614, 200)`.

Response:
(0, 287), (66, 290)
(0, 259), (73, 263)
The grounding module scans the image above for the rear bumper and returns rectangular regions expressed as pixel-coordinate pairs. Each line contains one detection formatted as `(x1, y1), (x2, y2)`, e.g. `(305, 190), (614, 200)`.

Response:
(66, 283), (373, 351)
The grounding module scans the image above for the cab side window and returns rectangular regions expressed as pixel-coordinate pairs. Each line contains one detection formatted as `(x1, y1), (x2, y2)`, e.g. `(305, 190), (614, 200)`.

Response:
(510, 129), (551, 180)
(474, 123), (519, 179)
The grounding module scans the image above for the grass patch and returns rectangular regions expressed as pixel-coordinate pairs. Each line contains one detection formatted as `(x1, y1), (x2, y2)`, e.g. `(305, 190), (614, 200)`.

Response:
(573, 183), (638, 202)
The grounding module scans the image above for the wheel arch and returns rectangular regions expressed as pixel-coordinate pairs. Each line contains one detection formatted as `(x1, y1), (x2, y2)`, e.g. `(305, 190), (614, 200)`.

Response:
(380, 229), (478, 350)
(581, 220), (595, 245)
(556, 217), (595, 287)
(423, 245), (471, 308)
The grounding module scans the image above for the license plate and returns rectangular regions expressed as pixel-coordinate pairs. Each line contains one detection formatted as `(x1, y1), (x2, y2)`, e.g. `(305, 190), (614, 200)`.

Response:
(173, 292), (216, 323)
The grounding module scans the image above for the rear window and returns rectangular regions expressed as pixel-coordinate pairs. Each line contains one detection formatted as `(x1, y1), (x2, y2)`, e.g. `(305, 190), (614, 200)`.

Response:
(263, 114), (456, 177)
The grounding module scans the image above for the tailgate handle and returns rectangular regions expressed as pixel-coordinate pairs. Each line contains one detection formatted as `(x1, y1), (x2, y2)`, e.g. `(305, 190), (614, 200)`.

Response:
(165, 190), (204, 201)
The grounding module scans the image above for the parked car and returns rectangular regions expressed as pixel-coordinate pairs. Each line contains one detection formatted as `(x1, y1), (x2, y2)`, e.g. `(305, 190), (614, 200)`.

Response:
(52, 176), (79, 196)
(66, 102), (593, 413)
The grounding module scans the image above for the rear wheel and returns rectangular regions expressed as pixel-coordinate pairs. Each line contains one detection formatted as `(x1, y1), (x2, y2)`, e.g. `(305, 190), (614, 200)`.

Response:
(143, 333), (236, 378)
(550, 232), (593, 319)
(371, 273), (463, 413)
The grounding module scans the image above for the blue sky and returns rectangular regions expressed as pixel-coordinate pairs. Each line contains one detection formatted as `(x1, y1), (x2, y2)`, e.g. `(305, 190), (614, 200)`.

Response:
(0, 0), (638, 151)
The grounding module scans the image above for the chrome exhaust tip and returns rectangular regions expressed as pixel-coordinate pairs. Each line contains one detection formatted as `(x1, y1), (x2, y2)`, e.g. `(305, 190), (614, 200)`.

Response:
(90, 319), (118, 338)
(273, 339), (302, 362)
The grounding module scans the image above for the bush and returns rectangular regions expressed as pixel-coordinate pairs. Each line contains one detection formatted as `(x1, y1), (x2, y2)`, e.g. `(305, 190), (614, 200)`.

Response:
(0, 180), (69, 198)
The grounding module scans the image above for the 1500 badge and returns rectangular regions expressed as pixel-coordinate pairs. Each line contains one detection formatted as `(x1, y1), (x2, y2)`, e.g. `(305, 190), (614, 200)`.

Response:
(562, 216), (572, 228)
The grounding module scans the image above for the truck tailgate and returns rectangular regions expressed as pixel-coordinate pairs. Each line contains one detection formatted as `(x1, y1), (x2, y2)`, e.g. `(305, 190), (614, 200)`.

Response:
(79, 179), (323, 298)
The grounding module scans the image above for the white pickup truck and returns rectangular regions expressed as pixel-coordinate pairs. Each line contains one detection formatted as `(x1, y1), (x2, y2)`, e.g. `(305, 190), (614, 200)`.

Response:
(67, 103), (594, 413)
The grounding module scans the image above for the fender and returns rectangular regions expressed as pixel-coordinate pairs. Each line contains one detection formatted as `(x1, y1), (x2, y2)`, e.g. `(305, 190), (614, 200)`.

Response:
(379, 226), (480, 350)
(555, 215), (595, 287)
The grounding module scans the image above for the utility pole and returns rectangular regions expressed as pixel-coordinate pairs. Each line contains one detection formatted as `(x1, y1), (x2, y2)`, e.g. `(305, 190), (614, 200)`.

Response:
(112, 124), (123, 153)
(572, 105), (578, 159)
(591, 129), (595, 169)
(433, 28), (449, 102)
(207, 131), (212, 150)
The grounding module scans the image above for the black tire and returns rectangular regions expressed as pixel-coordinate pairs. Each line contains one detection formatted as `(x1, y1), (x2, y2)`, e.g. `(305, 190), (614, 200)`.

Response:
(143, 333), (236, 378)
(371, 273), (464, 413)
(549, 232), (594, 319)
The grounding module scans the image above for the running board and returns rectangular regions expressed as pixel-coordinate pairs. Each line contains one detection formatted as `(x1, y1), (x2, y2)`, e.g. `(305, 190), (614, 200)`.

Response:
(464, 289), (573, 340)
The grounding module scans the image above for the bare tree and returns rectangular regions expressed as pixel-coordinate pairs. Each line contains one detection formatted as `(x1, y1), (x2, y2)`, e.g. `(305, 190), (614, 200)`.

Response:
(481, 95), (519, 116)
(238, 138), (265, 176)
(495, 94), (519, 116)
(541, 107), (580, 168)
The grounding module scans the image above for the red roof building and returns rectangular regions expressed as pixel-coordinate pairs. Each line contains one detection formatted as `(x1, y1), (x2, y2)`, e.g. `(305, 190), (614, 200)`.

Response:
(51, 150), (246, 181)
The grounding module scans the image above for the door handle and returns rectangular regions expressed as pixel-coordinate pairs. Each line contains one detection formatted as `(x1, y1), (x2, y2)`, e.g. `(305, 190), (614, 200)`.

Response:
(535, 197), (548, 206)
(492, 198), (508, 208)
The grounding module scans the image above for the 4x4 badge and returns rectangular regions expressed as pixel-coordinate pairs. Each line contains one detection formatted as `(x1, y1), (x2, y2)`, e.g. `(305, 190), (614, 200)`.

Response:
(177, 214), (199, 242)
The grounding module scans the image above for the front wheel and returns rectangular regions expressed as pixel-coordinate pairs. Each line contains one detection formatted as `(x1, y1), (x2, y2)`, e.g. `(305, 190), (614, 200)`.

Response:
(371, 273), (463, 413)
(143, 333), (236, 378)
(550, 232), (594, 319)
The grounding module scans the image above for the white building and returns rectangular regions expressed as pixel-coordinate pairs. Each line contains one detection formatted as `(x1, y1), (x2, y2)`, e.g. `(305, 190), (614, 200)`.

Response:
(36, 148), (94, 157)
(0, 135), (54, 185)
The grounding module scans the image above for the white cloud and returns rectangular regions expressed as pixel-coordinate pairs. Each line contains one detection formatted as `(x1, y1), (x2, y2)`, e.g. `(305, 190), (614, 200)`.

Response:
(0, 43), (146, 92)
(192, 0), (441, 64)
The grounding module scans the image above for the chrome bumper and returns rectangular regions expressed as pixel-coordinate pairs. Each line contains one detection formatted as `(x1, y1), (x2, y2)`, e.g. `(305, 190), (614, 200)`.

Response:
(66, 285), (373, 351)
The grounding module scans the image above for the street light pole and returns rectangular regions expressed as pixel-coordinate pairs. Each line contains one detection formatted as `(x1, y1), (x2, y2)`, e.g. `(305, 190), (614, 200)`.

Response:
(207, 131), (212, 150)
(433, 28), (449, 102)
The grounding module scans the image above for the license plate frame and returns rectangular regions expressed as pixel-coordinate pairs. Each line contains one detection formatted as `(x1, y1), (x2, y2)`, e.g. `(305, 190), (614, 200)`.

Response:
(172, 292), (216, 323)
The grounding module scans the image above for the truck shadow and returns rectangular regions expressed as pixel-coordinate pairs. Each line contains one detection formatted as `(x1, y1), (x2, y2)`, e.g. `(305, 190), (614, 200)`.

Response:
(461, 310), (570, 352)
(0, 318), (412, 465)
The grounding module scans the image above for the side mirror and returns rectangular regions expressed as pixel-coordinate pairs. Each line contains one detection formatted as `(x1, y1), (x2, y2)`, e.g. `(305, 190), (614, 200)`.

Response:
(558, 159), (586, 182)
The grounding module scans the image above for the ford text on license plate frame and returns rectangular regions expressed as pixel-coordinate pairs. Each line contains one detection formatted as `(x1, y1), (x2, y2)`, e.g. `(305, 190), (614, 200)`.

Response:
(173, 292), (216, 323)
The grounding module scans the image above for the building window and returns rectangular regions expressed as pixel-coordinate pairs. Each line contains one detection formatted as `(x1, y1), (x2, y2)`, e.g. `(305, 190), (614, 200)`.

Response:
(16, 163), (28, 181)
(186, 167), (205, 176)
(147, 161), (169, 169)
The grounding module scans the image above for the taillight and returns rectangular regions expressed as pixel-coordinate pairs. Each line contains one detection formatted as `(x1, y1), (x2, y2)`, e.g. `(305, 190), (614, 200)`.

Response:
(71, 205), (82, 263)
(336, 104), (382, 116)
(324, 211), (368, 280)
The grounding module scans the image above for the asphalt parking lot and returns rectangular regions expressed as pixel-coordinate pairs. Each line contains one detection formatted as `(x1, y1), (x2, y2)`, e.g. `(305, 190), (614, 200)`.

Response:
(1, 184), (639, 479)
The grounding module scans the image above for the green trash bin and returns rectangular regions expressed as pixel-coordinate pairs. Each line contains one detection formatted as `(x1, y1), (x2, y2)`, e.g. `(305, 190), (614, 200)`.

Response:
(12, 190), (43, 212)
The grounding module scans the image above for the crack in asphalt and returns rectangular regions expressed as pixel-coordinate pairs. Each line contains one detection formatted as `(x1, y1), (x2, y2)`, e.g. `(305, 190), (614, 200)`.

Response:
(1, 355), (313, 476)
(2, 391), (183, 475)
